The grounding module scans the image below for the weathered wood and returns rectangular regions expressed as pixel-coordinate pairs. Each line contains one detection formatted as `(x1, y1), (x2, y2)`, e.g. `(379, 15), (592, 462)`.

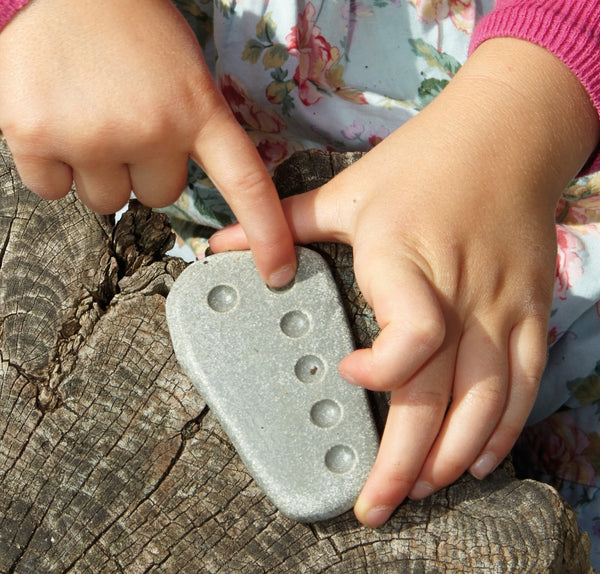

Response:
(0, 140), (594, 573)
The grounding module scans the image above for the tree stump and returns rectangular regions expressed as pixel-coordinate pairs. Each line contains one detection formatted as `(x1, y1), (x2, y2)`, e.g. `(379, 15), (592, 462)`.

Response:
(0, 140), (594, 573)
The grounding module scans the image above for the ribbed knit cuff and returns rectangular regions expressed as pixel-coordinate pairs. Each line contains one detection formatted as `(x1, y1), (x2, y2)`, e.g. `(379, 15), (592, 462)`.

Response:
(470, 0), (600, 175)
(0, 0), (31, 32)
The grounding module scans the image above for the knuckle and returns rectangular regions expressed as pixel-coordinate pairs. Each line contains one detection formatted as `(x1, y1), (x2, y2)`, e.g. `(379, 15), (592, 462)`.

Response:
(372, 460), (416, 495)
(518, 371), (542, 396)
(6, 116), (49, 147)
(70, 126), (119, 162)
(466, 382), (506, 411)
(236, 166), (273, 201)
(131, 112), (174, 148)
(408, 316), (446, 357)
(405, 387), (450, 411)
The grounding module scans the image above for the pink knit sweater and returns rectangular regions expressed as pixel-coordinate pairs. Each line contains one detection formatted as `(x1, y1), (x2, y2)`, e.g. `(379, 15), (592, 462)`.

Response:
(1, 0), (599, 171)
(0, 0), (28, 32)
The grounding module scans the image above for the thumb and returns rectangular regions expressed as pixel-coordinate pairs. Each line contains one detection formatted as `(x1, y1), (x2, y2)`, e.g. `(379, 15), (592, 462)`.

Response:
(339, 248), (446, 391)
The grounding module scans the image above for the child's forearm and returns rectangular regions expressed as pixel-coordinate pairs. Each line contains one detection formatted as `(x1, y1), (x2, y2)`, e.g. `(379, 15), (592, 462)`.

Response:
(471, 0), (600, 174)
(424, 36), (600, 210)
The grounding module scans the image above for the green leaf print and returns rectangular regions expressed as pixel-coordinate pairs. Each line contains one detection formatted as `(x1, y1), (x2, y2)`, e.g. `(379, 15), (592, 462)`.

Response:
(266, 69), (296, 115)
(270, 67), (289, 82)
(262, 44), (289, 69)
(567, 360), (600, 407)
(171, 0), (213, 48)
(266, 79), (296, 112)
(215, 0), (236, 18)
(191, 186), (236, 228)
(418, 77), (449, 106)
(256, 12), (277, 43)
(242, 38), (266, 64)
(243, 14), (288, 70)
(409, 38), (461, 77)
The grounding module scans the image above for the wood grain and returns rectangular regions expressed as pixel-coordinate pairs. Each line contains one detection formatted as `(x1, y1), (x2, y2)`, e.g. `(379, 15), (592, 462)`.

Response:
(0, 141), (593, 573)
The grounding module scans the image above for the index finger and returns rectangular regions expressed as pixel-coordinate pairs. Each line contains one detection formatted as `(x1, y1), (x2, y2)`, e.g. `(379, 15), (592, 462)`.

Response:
(192, 104), (296, 288)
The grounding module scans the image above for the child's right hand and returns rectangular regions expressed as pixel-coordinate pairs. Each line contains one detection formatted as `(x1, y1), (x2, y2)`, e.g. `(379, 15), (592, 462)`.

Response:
(0, 0), (296, 287)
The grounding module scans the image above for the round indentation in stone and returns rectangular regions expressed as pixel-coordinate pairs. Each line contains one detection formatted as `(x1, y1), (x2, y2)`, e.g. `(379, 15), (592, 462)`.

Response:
(207, 284), (238, 313)
(325, 445), (356, 474)
(280, 310), (310, 338)
(310, 399), (341, 428)
(294, 355), (325, 384)
(267, 277), (296, 293)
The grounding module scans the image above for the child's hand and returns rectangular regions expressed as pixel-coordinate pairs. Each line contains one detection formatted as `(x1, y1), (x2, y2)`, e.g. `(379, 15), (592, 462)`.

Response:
(0, 0), (296, 287)
(210, 38), (600, 525)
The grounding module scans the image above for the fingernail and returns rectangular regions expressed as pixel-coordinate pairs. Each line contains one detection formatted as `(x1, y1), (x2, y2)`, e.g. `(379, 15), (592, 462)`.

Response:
(470, 453), (499, 480)
(268, 264), (296, 289)
(364, 506), (394, 528)
(409, 481), (434, 500)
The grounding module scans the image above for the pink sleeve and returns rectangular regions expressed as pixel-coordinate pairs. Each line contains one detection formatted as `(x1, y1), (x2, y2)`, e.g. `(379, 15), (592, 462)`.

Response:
(470, 0), (600, 175)
(0, 0), (31, 32)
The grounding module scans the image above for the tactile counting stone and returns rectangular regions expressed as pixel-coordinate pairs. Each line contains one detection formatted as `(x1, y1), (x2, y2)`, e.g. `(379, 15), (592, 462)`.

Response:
(166, 246), (379, 522)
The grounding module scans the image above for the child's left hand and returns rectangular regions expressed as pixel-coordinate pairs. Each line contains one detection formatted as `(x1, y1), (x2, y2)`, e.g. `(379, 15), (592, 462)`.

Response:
(210, 38), (600, 526)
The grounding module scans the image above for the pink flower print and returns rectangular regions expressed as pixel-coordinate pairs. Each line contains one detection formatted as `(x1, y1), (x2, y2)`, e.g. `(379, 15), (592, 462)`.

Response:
(252, 135), (300, 172)
(341, 121), (390, 147)
(368, 125), (391, 147)
(547, 326), (577, 349)
(341, 120), (365, 142)
(408, 0), (475, 34)
(555, 224), (584, 300)
(219, 75), (286, 133)
(286, 3), (350, 106)
(547, 325), (559, 347)
(516, 413), (598, 485)
(556, 195), (600, 238)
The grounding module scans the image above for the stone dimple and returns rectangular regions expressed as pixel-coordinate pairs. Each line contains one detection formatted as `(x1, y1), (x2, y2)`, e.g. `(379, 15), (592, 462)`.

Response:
(310, 400), (341, 428)
(325, 445), (356, 474)
(294, 355), (325, 384)
(280, 310), (310, 338)
(207, 285), (238, 313)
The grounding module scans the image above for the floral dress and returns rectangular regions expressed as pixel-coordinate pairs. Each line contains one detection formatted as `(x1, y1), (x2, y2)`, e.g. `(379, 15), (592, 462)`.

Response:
(164, 0), (600, 566)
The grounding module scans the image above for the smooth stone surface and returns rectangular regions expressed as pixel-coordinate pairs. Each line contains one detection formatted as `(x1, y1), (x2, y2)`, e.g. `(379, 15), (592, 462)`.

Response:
(166, 247), (379, 522)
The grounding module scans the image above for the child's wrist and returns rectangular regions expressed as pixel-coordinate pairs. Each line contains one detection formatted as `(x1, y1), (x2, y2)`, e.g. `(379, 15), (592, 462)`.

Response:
(421, 37), (598, 205)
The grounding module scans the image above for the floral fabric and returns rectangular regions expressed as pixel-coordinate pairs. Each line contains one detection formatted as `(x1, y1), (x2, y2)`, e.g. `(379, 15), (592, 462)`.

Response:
(166, 0), (493, 234)
(166, 1), (600, 566)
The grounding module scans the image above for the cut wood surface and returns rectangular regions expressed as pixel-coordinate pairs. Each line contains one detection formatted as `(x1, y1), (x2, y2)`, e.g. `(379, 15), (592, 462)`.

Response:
(0, 141), (594, 573)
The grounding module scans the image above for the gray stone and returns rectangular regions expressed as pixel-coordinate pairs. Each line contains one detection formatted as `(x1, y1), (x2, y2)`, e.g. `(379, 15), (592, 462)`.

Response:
(166, 246), (379, 522)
